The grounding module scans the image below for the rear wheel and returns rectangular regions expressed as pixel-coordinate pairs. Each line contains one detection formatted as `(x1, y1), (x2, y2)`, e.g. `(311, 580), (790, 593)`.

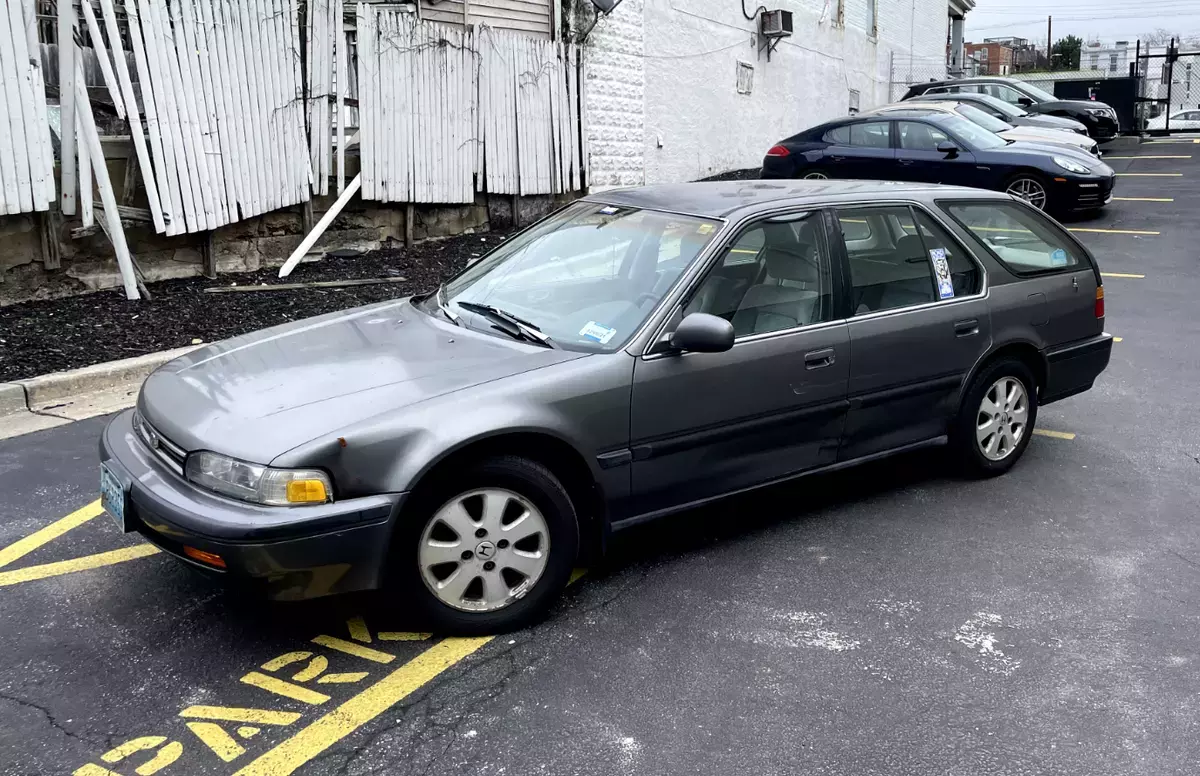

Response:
(1005, 173), (1049, 211)
(802, 171), (829, 180)
(395, 456), (578, 634)
(952, 358), (1038, 477)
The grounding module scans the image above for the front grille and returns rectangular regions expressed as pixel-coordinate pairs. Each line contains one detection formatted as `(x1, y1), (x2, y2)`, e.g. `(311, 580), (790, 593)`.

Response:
(133, 412), (187, 475)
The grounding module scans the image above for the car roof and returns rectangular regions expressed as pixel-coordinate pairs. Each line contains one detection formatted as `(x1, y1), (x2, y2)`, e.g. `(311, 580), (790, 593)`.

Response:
(872, 102), (957, 113)
(583, 180), (1005, 219)
(917, 76), (1021, 88)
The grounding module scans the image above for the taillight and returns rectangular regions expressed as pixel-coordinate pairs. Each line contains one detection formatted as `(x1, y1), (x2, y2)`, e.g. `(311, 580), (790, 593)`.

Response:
(765, 144), (790, 157)
(1095, 286), (1104, 318)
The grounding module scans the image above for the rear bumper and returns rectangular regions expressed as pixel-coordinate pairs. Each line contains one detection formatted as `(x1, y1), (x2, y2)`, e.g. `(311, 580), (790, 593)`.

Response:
(1042, 333), (1113, 404)
(100, 409), (403, 600)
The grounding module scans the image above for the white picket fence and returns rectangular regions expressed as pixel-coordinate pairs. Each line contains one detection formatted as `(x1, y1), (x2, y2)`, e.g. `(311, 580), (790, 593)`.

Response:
(0, 1), (56, 215)
(352, 6), (584, 205)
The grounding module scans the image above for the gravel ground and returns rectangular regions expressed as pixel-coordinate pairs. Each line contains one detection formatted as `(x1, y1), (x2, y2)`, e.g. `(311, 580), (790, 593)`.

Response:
(0, 229), (514, 382)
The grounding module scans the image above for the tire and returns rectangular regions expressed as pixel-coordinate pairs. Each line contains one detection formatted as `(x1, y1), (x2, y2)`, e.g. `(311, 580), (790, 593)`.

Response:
(1004, 172), (1051, 212)
(802, 171), (830, 180)
(392, 456), (579, 634)
(952, 358), (1039, 478)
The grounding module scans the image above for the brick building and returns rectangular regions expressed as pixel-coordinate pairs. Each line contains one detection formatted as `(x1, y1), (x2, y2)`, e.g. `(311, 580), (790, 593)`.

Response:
(965, 40), (1015, 75)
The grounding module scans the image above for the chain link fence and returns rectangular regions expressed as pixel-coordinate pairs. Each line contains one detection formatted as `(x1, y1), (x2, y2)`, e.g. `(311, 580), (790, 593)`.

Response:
(887, 52), (948, 103)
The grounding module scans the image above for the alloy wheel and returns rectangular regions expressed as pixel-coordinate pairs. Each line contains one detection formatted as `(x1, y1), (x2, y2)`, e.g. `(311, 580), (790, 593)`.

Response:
(418, 488), (550, 612)
(803, 171), (829, 180)
(1005, 176), (1048, 210)
(976, 377), (1029, 461)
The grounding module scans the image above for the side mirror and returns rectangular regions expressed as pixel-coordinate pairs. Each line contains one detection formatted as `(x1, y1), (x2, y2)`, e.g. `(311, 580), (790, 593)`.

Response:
(669, 313), (734, 353)
(936, 140), (959, 156)
(1017, 96), (1034, 107)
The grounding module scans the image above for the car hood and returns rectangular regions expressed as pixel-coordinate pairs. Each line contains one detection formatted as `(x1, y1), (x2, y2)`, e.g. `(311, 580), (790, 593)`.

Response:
(1017, 113), (1087, 131)
(999, 126), (1096, 152)
(139, 298), (584, 464)
(984, 141), (1112, 173)
(1032, 99), (1114, 114)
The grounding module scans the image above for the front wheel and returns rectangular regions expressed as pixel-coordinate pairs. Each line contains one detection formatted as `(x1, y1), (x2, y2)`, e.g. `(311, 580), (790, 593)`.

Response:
(394, 456), (579, 634)
(952, 358), (1039, 477)
(1005, 173), (1050, 211)
(802, 171), (830, 180)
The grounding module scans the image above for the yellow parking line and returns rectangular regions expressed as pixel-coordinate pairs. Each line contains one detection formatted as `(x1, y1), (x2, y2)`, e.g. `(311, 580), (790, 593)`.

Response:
(1069, 227), (1159, 235)
(1033, 429), (1076, 440)
(0, 500), (104, 569)
(0, 544), (160, 587)
(1101, 272), (1145, 278)
(1115, 173), (1182, 177)
(1112, 197), (1174, 202)
(1103, 155), (1192, 159)
(233, 637), (493, 776)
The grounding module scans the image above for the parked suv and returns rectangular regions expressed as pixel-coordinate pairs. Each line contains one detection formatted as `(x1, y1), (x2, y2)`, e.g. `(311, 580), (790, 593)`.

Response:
(903, 77), (1120, 141)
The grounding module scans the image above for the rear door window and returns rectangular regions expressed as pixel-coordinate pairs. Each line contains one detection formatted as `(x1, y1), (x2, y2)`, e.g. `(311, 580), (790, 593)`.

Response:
(836, 206), (937, 314)
(897, 121), (951, 151)
(942, 201), (1088, 274)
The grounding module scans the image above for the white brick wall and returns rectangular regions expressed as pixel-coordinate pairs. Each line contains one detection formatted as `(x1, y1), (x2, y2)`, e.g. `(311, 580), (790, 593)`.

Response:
(583, 0), (950, 186)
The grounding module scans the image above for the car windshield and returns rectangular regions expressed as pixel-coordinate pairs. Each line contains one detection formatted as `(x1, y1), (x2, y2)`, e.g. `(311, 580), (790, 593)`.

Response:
(1016, 81), (1058, 102)
(956, 104), (1014, 133)
(435, 202), (721, 352)
(938, 115), (1006, 150)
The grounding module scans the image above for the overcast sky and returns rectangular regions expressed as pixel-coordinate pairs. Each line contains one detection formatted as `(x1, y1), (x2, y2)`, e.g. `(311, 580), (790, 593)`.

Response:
(966, 0), (1200, 46)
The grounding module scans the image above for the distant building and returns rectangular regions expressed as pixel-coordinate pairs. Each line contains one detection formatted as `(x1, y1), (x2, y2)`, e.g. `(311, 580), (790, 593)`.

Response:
(966, 41), (1014, 75)
(1082, 40), (1132, 75)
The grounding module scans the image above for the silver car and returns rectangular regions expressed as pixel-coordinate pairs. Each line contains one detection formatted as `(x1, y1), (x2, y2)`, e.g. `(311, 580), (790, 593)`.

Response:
(100, 182), (1113, 632)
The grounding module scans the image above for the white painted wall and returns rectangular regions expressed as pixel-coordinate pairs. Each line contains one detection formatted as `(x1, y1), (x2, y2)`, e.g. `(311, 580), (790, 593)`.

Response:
(584, 0), (952, 186)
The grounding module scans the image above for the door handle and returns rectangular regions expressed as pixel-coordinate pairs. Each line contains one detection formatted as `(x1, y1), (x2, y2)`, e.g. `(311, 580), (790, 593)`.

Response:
(804, 348), (836, 369)
(830, 155), (847, 162)
(954, 319), (979, 337)
(898, 158), (915, 165)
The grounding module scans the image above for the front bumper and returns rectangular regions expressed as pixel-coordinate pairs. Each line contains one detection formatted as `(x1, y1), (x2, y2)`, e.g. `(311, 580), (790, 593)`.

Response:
(1059, 174), (1115, 211)
(99, 409), (404, 600)
(1082, 113), (1119, 141)
(1042, 333), (1113, 404)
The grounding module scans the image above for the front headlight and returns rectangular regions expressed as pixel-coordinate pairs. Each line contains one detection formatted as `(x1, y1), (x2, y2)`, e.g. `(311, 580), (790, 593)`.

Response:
(1053, 155), (1091, 174)
(1085, 107), (1113, 118)
(185, 451), (332, 505)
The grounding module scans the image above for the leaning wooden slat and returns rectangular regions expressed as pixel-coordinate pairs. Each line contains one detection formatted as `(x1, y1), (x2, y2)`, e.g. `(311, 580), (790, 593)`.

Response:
(78, 1), (125, 119)
(6, 0), (48, 211)
(183, 0), (231, 225)
(225, 0), (262, 216)
(413, 17), (426, 203)
(289, 0), (309, 204)
(174, 0), (223, 228)
(198, 0), (242, 220)
(164, 0), (216, 230)
(567, 42), (579, 191)
(243, 0), (278, 212)
(0, 2), (33, 213)
(278, 173), (361, 277)
(76, 113), (94, 227)
(140, 0), (201, 233)
(124, 0), (180, 234)
(234, 0), (269, 215)
(255, 0), (285, 210)
(58, 0), (77, 214)
(389, 10), (403, 203)
(268, 0), (295, 208)
(336, 0), (346, 195)
(74, 71), (140, 299)
(354, 2), (371, 200)
(97, 0), (164, 232)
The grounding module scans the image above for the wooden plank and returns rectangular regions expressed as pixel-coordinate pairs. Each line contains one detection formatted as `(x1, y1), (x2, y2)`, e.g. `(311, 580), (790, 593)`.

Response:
(37, 210), (62, 269)
(175, 0), (223, 228)
(222, 0), (258, 216)
(139, 0), (200, 233)
(58, 0), (77, 215)
(404, 202), (413, 248)
(24, 0), (55, 208)
(201, 230), (216, 278)
(231, 0), (266, 215)
(278, 173), (361, 277)
(75, 70), (140, 299)
(336, 0), (346, 195)
(78, 0), (125, 119)
(124, 0), (179, 234)
(160, 0), (214, 231)
(275, 0), (301, 207)
(289, 0), (308, 205)
(247, 0), (281, 211)
(199, 0), (242, 219)
(0, 2), (32, 214)
(186, 0), (233, 223)
(98, 0), (162, 229)
(76, 112), (94, 228)
(205, 275), (408, 293)
(4, 0), (46, 211)
(355, 2), (370, 200)
(260, 0), (288, 210)
(468, 6), (548, 25)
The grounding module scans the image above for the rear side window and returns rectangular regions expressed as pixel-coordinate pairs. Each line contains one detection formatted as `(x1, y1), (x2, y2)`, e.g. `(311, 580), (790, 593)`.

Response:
(836, 206), (937, 313)
(944, 201), (1086, 274)
(825, 123), (890, 148)
(912, 209), (982, 295)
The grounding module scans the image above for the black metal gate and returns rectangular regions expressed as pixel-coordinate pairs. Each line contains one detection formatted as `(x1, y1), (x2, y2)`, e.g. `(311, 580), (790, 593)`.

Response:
(1134, 39), (1200, 133)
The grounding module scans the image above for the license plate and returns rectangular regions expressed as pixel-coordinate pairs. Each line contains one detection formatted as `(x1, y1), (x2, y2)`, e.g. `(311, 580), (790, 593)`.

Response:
(100, 461), (128, 532)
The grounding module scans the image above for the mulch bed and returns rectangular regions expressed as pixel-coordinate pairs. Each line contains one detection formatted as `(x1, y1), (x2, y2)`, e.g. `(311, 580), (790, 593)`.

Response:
(0, 229), (514, 383)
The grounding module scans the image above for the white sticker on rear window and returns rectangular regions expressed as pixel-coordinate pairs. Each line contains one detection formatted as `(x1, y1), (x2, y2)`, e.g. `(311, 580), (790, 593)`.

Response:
(579, 321), (618, 344)
(598, 206), (619, 215)
(929, 248), (955, 300)
(1051, 248), (1068, 266)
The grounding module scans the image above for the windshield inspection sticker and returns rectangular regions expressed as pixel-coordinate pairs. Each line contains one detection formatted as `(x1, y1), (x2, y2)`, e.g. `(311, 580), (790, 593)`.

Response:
(1051, 248), (1069, 266)
(929, 248), (955, 300)
(697, 223), (715, 235)
(598, 206), (619, 215)
(579, 321), (618, 344)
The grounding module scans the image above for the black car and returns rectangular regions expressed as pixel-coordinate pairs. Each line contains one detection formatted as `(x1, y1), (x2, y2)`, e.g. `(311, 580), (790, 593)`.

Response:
(903, 77), (1119, 141)
(917, 91), (1089, 135)
(760, 112), (1115, 213)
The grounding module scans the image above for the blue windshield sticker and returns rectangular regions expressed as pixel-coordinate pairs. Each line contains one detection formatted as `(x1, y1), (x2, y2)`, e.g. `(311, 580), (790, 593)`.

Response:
(929, 249), (955, 300)
(579, 321), (618, 344)
(1051, 248), (1068, 266)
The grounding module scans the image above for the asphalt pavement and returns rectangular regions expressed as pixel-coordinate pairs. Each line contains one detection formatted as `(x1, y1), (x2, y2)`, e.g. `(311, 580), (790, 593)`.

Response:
(2, 142), (1200, 776)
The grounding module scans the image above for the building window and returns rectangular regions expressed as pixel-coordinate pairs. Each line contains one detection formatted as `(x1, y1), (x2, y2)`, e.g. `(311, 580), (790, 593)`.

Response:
(1109, 53), (1118, 72)
(736, 61), (754, 95)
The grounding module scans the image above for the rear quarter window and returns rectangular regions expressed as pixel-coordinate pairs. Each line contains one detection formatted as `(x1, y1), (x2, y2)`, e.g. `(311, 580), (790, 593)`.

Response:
(941, 200), (1090, 275)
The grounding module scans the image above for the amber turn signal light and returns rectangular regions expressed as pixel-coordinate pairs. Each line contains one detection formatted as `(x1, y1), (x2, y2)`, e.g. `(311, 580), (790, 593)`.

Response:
(183, 546), (227, 569)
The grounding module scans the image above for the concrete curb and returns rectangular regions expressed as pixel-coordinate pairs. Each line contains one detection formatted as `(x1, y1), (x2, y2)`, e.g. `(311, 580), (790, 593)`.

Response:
(0, 345), (204, 439)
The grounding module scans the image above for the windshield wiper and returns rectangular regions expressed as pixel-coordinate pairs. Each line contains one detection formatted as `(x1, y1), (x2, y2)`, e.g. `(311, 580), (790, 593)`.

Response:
(455, 301), (556, 348)
(435, 285), (461, 326)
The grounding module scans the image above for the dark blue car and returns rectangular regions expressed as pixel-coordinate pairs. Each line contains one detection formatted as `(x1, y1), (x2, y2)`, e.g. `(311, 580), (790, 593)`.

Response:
(761, 112), (1115, 213)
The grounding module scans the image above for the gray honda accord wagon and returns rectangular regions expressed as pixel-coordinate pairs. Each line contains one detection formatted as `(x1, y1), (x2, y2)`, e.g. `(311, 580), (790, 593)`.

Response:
(100, 181), (1113, 632)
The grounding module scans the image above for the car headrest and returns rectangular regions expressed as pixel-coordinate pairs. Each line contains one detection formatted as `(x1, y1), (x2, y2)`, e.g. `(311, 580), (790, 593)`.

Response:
(895, 234), (926, 260)
(760, 221), (820, 283)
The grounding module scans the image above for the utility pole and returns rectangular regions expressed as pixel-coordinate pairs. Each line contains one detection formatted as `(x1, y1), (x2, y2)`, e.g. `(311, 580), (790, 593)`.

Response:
(1047, 16), (1053, 69)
